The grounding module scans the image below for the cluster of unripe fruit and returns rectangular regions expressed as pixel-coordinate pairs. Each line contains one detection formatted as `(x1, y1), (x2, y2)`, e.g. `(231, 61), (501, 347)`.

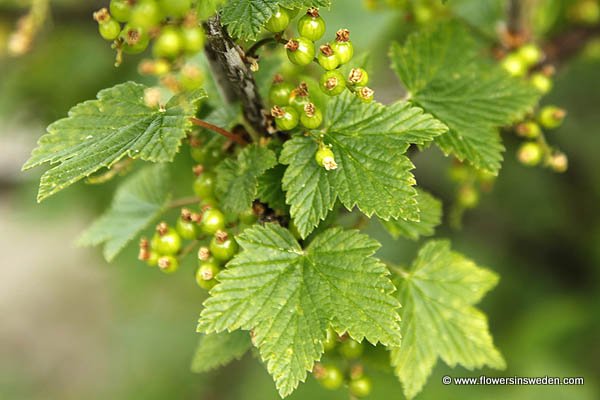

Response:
(312, 328), (372, 398)
(501, 43), (555, 94)
(516, 105), (568, 171)
(93, 0), (204, 68)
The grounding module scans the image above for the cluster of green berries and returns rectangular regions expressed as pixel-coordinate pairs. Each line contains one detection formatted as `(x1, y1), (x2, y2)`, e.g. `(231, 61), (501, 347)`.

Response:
(568, 0), (600, 26)
(516, 105), (568, 171)
(93, 0), (204, 70)
(312, 328), (372, 397)
(501, 43), (556, 94)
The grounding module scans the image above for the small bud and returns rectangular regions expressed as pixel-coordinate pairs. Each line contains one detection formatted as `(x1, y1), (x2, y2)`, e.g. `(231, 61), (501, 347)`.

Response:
(515, 121), (542, 139)
(550, 152), (568, 173)
(539, 106), (567, 129)
(193, 164), (204, 176)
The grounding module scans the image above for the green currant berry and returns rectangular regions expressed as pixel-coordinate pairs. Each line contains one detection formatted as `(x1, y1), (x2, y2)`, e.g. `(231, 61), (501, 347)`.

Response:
(501, 53), (527, 77)
(190, 145), (221, 165)
(181, 26), (205, 54)
(269, 75), (295, 106)
(549, 152), (568, 173)
(193, 172), (216, 199)
(179, 64), (204, 90)
(331, 29), (354, 64)
(517, 142), (543, 166)
(152, 223), (182, 255)
(323, 327), (337, 352)
(176, 209), (199, 240)
(315, 364), (343, 390)
(347, 68), (369, 86)
(538, 105), (566, 129)
(515, 121), (542, 139)
(320, 70), (345, 96)
(288, 83), (311, 112)
(271, 105), (300, 131)
(110, 0), (132, 23)
(349, 376), (372, 398)
(317, 44), (340, 71)
(457, 185), (479, 208)
(200, 208), (226, 235)
(146, 251), (159, 267)
(300, 103), (323, 129)
(568, 0), (600, 25)
(99, 19), (121, 41)
(285, 37), (315, 66)
(158, 0), (191, 18)
(210, 231), (239, 263)
(129, 0), (163, 30)
(530, 72), (553, 94)
(121, 25), (150, 54)
(339, 339), (364, 359)
(518, 43), (543, 67)
(158, 255), (179, 274)
(315, 145), (338, 170)
(196, 260), (221, 289)
(265, 7), (291, 33)
(239, 208), (258, 225)
(297, 8), (326, 41)
(356, 86), (375, 103)
(153, 26), (183, 59)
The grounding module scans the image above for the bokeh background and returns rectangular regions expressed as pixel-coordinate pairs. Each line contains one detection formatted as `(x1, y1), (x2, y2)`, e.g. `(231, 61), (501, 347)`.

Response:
(1, 0), (599, 399)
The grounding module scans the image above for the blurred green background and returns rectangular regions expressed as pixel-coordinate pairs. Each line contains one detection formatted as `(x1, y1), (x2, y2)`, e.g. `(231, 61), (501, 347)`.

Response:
(1, 1), (599, 399)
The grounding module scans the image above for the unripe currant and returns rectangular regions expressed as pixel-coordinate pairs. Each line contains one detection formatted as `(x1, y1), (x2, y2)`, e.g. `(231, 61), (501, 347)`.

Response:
(330, 29), (354, 64)
(285, 37), (315, 66)
(320, 70), (346, 96)
(315, 145), (338, 171)
(339, 339), (364, 359)
(549, 152), (568, 173)
(179, 64), (204, 91)
(200, 208), (226, 235)
(129, 0), (163, 30)
(181, 26), (205, 55)
(515, 121), (542, 139)
(288, 82), (310, 112)
(196, 260), (221, 289)
(317, 44), (340, 70)
(152, 222), (182, 255)
(356, 86), (375, 103)
(265, 7), (291, 33)
(271, 105), (300, 131)
(158, 0), (191, 18)
(94, 9), (121, 41)
(297, 8), (326, 41)
(269, 74), (295, 106)
(538, 105), (567, 129)
(347, 68), (369, 86)
(517, 142), (544, 166)
(517, 43), (543, 67)
(193, 171), (216, 199)
(457, 185), (479, 208)
(153, 26), (183, 59)
(190, 145), (221, 166)
(530, 72), (553, 94)
(501, 53), (527, 77)
(146, 251), (159, 267)
(121, 25), (150, 54)
(158, 255), (179, 273)
(110, 0), (132, 23)
(349, 376), (373, 398)
(176, 208), (199, 240)
(313, 363), (344, 390)
(209, 230), (239, 263)
(300, 102), (323, 129)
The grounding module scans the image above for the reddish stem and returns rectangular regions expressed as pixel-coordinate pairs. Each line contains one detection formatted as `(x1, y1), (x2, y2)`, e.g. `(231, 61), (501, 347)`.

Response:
(190, 117), (248, 146)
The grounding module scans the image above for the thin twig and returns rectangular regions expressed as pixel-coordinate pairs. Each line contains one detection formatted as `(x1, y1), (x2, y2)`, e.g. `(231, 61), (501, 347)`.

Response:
(167, 196), (201, 209)
(190, 117), (248, 145)
(387, 263), (411, 279)
(179, 240), (200, 260)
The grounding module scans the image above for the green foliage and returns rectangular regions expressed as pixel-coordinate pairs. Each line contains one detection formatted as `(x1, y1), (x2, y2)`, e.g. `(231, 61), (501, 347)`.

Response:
(198, 224), (401, 397)
(78, 164), (171, 261)
(23, 82), (204, 202)
(191, 331), (252, 373)
(281, 93), (447, 238)
(390, 240), (506, 399)
(215, 145), (277, 213)
(390, 23), (540, 173)
(220, 0), (330, 39)
(256, 164), (288, 211)
(380, 189), (442, 240)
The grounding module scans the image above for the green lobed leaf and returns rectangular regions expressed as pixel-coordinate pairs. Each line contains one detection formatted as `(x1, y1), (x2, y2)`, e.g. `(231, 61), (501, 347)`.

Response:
(23, 82), (204, 202)
(220, 0), (331, 40)
(191, 330), (252, 373)
(198, 224), (401, 397)
(380, 190), (442, 240)
(390, 23), (540, 173)
(215, 144), (277, 213)
(77, 164), (171, 262)
(390, 240), (505, 399)
(257, 164), (289, 211)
